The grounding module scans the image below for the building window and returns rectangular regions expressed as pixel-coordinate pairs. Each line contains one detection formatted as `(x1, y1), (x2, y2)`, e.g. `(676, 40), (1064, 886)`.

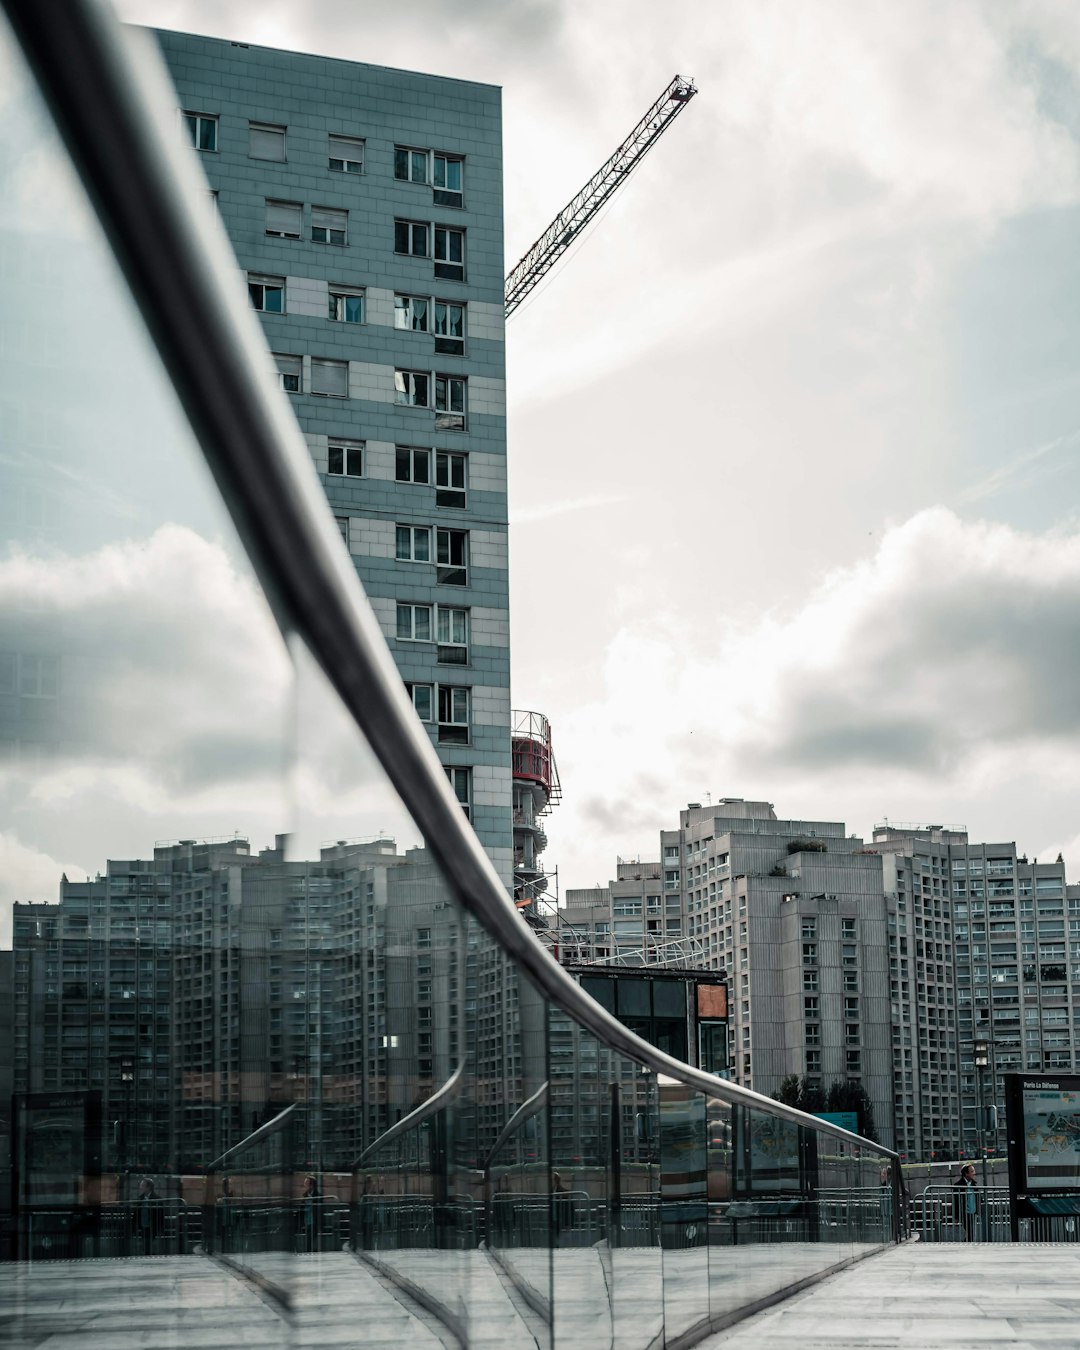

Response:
(395, 370), (430, 407)
(842, 917), (857, 938)
(395, 294), (429, 332)
(396, 446), (431, 483)
(802, 942), (817, 966)
(445, 766), (471, 817)
(437, 686), (470, 744)
(395, 146), (429, 183)
(249, 121), (286, 161)
(334, 515), (349, 545)
(328, 440), (363, 477)
(273, 353), (301, 393)
(17, 654), (59, 698)
(248, 274), (284, 313)
(394, 219), (429, 257)
(846, 1050), (861, 1073)
(435, 374), (466, 430)
(803, 970), (818, 992)
(801, 917), (817, 939)
(329, 287), (364, 323)
(397, 603), (432, 642)
(436, 528), (468, 586)
(436, 606), (468, 664)
(407, 683), (433, 722)
(805, 1023), (820, 1045)
(805, 1049), (821, 1074)
(311, 206), (347, 245)
(434, 301), (465, 355)
(842, 943), (858, 967)
(804, 996), (819, 1018)
(395, 525), (431, 563)
(433, 154), (464, 208)
(434, 227), (464, 281)
(435, 452), (467, 508)
(311, 358), (348, 398)
(265, 200), (302, 239)
(182, 111), (217, 152)
(328, 134), (364, 173)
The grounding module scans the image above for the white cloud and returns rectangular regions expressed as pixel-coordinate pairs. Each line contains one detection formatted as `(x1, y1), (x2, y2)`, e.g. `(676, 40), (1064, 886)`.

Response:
(0, 834), (82, 946)
(553, 509), (1080, 880)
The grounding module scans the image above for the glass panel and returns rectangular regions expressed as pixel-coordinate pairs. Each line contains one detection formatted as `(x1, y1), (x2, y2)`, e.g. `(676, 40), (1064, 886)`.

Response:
(0, 9), (900, 1347)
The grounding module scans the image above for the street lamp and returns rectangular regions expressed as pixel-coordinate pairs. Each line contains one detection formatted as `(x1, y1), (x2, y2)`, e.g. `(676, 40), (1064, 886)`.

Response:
(973, 1039), (990, 1238)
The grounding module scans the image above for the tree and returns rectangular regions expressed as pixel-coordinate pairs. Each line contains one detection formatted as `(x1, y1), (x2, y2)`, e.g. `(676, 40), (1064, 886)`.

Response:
(825, 1080), (879, 1143)
(772, 1075), (826, 1114)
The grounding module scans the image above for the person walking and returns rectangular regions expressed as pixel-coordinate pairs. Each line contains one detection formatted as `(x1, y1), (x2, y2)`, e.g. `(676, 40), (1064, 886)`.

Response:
(952, 1163), (978, 1240)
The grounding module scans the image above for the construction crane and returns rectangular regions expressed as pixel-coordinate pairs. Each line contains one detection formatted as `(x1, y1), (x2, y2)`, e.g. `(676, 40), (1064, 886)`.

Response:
(504, 73), (697, 317)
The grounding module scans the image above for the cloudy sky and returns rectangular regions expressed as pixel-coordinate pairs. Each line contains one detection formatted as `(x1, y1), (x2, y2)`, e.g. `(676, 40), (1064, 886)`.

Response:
(4, 0), (1080, 934)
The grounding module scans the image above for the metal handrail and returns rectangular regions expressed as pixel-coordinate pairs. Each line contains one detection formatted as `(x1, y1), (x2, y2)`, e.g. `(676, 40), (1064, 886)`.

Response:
(4, 0), (898, 1177)
(483, 1082), (548, 1173)
(204, 1103), (297, 1174)
(352, 1060), (467, 1171)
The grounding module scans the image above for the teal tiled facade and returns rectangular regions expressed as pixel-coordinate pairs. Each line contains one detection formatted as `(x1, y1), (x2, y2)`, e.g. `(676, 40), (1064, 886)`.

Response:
(156, 30), (512, 883)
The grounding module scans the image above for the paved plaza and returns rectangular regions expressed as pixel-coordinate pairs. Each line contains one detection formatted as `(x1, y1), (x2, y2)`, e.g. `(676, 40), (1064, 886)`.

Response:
(707, 1243), (1080, 1349)
(2, 1243), (1080, 1347)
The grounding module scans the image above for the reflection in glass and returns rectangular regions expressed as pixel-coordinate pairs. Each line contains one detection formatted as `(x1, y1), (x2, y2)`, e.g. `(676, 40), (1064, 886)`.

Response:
(0, 5), (899, 1347)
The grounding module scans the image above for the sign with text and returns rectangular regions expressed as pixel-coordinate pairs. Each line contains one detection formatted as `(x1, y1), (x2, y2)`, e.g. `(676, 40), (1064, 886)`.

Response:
(1005, 1074), (1080, 1192)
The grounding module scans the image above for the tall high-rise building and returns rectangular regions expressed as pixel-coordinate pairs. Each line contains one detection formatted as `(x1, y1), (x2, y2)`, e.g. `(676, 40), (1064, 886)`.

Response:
(154, 30), (513, 884)
(561, 800), (1080, 1158)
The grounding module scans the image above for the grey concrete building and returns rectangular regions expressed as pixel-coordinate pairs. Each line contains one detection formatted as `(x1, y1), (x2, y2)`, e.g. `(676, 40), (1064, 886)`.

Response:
(154, 30), (513, 884)
(562, 800), (895, 1149)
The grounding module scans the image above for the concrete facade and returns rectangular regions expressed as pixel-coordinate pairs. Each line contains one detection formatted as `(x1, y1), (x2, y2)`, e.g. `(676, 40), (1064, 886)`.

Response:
(155, 30), (513, 883)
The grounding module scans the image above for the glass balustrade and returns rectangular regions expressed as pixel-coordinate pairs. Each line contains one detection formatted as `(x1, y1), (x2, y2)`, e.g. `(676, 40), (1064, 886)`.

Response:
(0, 3), (900, 1346)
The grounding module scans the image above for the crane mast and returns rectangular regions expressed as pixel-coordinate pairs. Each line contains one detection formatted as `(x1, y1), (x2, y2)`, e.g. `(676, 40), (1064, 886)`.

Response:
(504, 73), (697, 317)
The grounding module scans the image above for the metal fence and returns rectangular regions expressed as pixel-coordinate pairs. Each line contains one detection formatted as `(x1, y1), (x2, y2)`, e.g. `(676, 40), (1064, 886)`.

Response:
(912, 1185), (1080, 1243)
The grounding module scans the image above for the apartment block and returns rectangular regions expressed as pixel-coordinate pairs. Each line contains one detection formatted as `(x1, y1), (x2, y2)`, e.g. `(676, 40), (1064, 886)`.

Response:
(155, 31), (513, 883)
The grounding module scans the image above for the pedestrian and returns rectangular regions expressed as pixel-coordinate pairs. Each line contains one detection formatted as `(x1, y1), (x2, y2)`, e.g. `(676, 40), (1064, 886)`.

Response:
(952, 1163), (978, 1240)
(133, 1177), (164, 1255)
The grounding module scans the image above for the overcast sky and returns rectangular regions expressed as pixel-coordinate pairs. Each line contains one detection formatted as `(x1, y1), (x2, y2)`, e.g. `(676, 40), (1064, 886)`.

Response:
(6, 0), (1080, 930)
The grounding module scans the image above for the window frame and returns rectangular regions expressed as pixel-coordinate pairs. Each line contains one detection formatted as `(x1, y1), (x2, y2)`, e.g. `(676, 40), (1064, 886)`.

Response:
(407, 682), (434, 722)
(394, 219), (429, 258)
(328, 287), (365, 324)
(395, 370), (430, 408)
(273, 353), (301, 393)
(328, 439), (363, 478)
(433, 153), (464, 208)
(396, 445), (431, 485)
(265, 199), (302, 240)
(248, 121), (287, 162)
(433, 226), (465, 281)
(435, 527), (468, 586)
(433, 299), (465, 355)
(182, 110), (218, 152)
(310, 357), (348, 399)
(394, 293), (430, 333)
(434, 374), (466, 431)
(444, 765), (471, 817)
(395, 524), (431, 564)
(435, 451), (467, 508)
(248, 273), (285, 314)
(436, 605), (469, 664)
(328, 134), (364, 174)
(394, 145), (430, 184)
(397, 602), (433, 642)
(437, 685), (470, 744)
(311, 205), (348, 246)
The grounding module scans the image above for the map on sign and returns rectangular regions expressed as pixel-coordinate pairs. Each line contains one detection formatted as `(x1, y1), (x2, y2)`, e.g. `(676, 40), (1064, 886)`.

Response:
(1023, 1086), (1080, 1189)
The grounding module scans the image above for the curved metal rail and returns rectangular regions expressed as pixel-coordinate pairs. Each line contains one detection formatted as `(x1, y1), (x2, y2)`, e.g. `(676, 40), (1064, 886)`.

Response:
(4, 0), (898, 1171)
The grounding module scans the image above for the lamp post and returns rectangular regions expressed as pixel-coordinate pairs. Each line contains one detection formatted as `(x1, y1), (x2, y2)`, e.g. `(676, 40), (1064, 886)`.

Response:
(973, 1038), (990, 1239)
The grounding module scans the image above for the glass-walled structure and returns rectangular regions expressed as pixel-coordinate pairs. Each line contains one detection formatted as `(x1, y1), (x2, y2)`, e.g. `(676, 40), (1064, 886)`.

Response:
(0, 2), (900, 1345)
